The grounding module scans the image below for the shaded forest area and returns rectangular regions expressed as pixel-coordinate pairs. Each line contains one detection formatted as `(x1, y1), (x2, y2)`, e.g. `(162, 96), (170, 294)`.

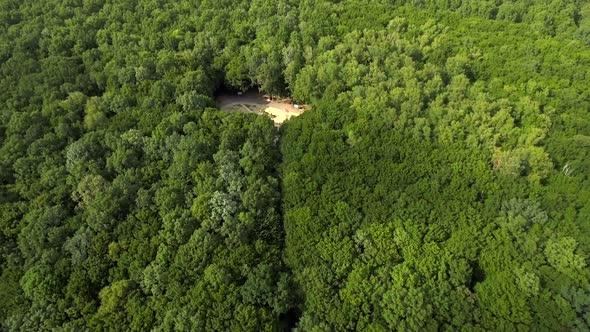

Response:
(1, 0), (589, 331)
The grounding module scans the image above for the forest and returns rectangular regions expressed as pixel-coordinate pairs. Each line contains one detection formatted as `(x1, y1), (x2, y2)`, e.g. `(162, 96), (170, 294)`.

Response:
(0, 0), (589, 331)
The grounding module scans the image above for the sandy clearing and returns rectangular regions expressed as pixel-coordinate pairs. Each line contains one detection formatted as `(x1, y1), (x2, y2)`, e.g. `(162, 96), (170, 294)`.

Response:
(264, 106), (292, 124)
(217, 91), (305, 125)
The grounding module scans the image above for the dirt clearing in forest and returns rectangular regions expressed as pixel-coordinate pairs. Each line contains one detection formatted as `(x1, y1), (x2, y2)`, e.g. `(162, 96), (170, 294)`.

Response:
(216, 91), (305, 125)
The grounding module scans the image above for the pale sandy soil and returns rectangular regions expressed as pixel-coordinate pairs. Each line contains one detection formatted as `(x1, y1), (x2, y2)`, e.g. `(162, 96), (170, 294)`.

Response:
(216, 91), (304, 125)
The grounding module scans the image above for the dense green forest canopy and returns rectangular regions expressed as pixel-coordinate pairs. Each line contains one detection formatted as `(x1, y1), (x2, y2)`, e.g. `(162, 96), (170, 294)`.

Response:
(0, 0), (589, 331)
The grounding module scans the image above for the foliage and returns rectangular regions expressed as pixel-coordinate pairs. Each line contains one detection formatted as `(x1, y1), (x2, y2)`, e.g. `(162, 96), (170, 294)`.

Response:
(1, 0), (589, 331)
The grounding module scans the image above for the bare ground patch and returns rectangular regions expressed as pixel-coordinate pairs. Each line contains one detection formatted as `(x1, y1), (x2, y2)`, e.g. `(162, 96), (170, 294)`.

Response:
(217, 91), (305, 125)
